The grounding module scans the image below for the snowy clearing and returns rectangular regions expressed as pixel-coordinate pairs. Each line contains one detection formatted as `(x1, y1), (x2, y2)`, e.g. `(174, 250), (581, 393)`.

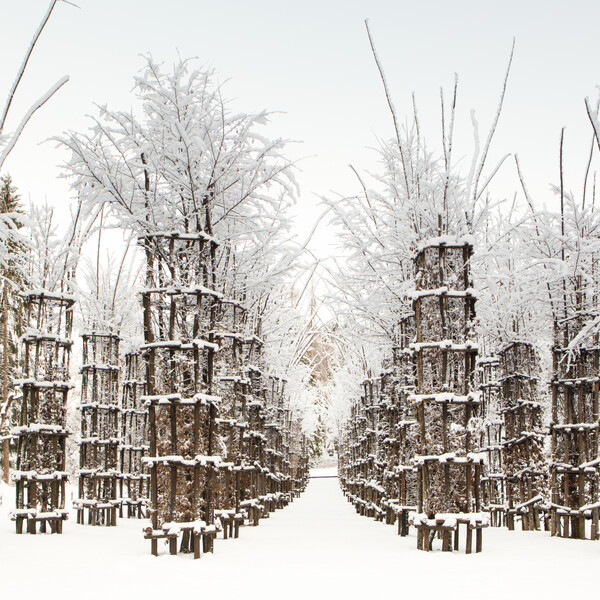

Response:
(1, 470), (598, 600)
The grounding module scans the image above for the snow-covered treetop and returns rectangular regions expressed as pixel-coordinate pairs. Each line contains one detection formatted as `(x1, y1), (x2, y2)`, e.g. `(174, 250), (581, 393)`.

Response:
(60, 57), (297, 237)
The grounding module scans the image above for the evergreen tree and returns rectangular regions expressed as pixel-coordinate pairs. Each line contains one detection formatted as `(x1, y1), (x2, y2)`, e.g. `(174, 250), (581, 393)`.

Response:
(0, 175), (26, 482)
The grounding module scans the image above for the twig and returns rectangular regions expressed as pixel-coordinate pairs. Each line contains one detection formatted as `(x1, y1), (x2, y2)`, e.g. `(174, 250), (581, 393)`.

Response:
(0, 1), (61, 133)
(365, 19), (411, 200)
(441, 75), (458, 224)
(0, 77), (69, 171)
(514, 154), (558, 322)
(559, 128), (567, 323)
(471, 39), (515, 205)
(583, 97), (600, 210)
(584, 97), (600, 154)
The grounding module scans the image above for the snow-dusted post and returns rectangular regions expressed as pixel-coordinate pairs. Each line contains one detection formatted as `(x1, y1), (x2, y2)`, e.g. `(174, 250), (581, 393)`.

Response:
(549, 320), (600, 539)
(74, 332), (121, 526)
(240, 355), (268, 527)
(356, 393), (366, 503)
(477, 356), (506, 527)
(498, 342), (547, 531)
(141, 232), (221, 558)
(119, 350), (149, 518)
(212, 299), (257, 536)
(340, 398), (357, 509)
(288, 409), (308, 496)
(263, 376), (288, 513)
(1, 282), (15, 484)
(341, 387), (374, 517)
(337, 419), (351, 495)
(378, 369), (398, 526)
(389, 314), (418, 535)
(363, 377), (387, 520)
(379, 375), (397, 526)
(11, 290), (74, 533)
(410, 239), (487, 553)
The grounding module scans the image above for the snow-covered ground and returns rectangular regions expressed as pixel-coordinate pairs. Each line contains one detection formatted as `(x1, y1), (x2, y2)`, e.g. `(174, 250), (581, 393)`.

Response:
(1, 472), (598, 599)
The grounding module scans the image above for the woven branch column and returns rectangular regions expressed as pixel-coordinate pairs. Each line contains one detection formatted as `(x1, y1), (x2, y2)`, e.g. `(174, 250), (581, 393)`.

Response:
(387, 314), (418, 535)
(550, 318), (600, 540)
(289, 414), (309, 496)
(499, 342), (547, 531)
(478, 356), (505, 527)
(120, 351), (150, 518)
(339, 393), (367, 515)
(263, 376), (289, 512)
(140, 232), (222, 558)
(241, 369), (268, 526)
(75, 332), (121, 526)
(410, 240), (487, 553)
(378, 370), (400, 526)
(212, 300), (254, 534)
(12, 291), (74, 534)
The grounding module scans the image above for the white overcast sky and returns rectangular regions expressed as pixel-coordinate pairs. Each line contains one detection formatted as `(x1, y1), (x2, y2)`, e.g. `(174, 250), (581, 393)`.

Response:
(1, 0), (600, 257)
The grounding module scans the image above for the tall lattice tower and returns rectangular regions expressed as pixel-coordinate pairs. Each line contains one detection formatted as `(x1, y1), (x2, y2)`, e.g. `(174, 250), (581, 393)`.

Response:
(499, 342), (547, 531)
(410, 240), (487, 553)
(12, 291), (74, 534)
(119, 350), (149, 517)
(141, 232), (222, 558)
(478, 356), (506, 527)
(75, 332), (121, 526)
(550, 315), (600, 539)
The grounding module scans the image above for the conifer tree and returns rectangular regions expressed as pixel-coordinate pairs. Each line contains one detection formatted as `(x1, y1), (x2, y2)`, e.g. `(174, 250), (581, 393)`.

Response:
(0, 175), (26, 482)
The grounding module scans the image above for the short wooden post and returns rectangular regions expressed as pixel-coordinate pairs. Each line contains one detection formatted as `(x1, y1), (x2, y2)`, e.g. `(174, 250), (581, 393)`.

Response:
(465, 525), (472, 554)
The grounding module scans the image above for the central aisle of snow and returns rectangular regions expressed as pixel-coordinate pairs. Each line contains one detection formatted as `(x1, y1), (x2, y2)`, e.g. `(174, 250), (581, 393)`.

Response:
(2, 474), (599, 599)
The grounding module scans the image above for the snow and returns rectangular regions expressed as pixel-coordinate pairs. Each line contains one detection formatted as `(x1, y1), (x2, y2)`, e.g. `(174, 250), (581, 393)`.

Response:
(552, 423), (599, 431)
(139, 339), (220, 352)
(143, 455), (223, 467)
(411, 512), (490, 528)
(19, 288), (76, 304)
(409, 286), (477, 299)
(141, 391), (221, 406)
(10, 424), (67, 434)
(415, 234), (475, 253)
(216, 375), (250, 384)
(13, 379), (75, 389)
(412, 452), (485, 465)
(79, 363), (120, 371)
(11, 470), (68, 480)
(408, 391), (481, 404)
(143, 285), (223, 299)
(408, 339), (479, 351)
(1, 473), (600, 599)
(513, 494), (544, 510)
(19, 331), (73, 345)
(138, 230), (218, 245)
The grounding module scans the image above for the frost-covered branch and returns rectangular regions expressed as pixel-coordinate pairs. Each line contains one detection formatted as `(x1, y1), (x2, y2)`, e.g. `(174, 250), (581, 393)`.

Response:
(0, 76), (69, 171)
(0, 1), (70, 169)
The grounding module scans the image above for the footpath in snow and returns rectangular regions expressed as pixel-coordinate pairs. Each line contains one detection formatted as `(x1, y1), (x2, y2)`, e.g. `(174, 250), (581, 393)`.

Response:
(1, 471), (599, 599)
